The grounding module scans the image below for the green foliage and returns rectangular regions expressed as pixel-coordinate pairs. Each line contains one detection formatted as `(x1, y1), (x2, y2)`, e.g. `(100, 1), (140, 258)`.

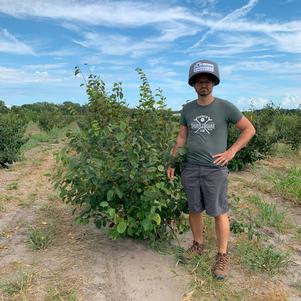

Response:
(0, 100), (9, 113)
(228, 103), (300, 171)
(273, 113), (301, 150)
(228, 113), (275, 171)
(0, 113), (27, 167)
(37, 111), (72, 132)
(54, 67), (187, 243)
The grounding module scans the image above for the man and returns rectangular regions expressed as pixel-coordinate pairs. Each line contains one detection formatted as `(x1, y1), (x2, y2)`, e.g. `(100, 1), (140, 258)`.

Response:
(167, 59), (256, 280)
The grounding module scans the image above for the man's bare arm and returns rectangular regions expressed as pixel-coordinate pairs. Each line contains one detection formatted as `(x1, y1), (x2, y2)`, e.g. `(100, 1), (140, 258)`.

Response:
(213, 116), (256, 166)
(171, 125), (188, 156)
(167, 125), (188, 181)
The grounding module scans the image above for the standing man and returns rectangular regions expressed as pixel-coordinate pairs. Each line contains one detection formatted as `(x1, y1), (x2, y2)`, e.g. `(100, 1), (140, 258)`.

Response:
(167, 59), (255, 280)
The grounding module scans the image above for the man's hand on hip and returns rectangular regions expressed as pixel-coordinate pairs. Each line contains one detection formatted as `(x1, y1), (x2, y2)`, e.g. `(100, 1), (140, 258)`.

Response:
(212, 149), (236, 166)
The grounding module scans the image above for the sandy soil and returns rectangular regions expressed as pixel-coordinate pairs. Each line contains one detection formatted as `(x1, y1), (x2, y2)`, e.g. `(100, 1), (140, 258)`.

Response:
(0, 143), (190, 301)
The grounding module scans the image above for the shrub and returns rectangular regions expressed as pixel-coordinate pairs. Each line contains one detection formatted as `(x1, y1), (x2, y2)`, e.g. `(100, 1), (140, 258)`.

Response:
(53, 67), (187, 243)
(37, 111), (72, 132)
(227, 118), (275, 171)
(273, 114), (301, 150)
(0, 113), (27, 167)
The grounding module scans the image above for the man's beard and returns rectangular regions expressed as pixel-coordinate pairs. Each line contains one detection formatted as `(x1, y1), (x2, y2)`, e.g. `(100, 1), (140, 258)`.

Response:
(198, 88), (212, 97)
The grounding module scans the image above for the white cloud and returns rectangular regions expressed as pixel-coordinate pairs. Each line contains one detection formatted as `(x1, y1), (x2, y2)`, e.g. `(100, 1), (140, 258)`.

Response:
(281, 94), (301, 108)
(149, 22), (199, 42)
(0, 65), (73, 84)
(0, 28), (34, 54)
(74, 31), (171, 58)
(221, 60), (301, 77)
(2, 0), (301, 57)
(236, 96), (270, 110)
(22, 63), (67, 70)
(0, 1), (197, 27)
(190, 0), (259, 48)
(269, 32), (301, 53)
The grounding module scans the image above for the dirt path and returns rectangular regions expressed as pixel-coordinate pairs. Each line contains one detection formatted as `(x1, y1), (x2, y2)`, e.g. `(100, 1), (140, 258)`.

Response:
(0, 143), (189, 301)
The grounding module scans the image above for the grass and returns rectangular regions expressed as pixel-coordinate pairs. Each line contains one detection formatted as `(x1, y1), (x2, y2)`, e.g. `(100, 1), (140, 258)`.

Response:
(7, 182), (18, 190)
(272, 142), (299, 158)
(46, 286), (78, 301)
(0, 271), (34, 296)
(47, 192), (59, 202)
(234, 238), (290, 276)
(20, 122), (74, 152)
(176, 248), (249, 301)
(27, 225), (55, 250)
(174, 215), (250, 301)
(229, 194), (292, 234)
(266, 167), (301, 204)
(293, 282), (301, 292)
(276, 168), (301, 203)
(294, 226), (301, 242)
(247, 194), (292, 232)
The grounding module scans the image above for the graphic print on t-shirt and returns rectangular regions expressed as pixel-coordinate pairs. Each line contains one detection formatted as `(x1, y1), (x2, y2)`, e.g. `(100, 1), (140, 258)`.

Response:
(191, 115), (215, 134)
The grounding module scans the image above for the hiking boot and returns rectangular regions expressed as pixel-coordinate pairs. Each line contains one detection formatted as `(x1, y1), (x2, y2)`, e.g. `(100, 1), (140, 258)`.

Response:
(212, 252), (229, 280)
(182, 240), (204, 260)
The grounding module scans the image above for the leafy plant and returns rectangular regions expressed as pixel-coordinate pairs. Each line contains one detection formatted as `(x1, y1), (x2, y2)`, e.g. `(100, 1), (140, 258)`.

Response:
(53, 67), (187, 243)
(0, 113), (28, 167)
(227, 118), (275, 171)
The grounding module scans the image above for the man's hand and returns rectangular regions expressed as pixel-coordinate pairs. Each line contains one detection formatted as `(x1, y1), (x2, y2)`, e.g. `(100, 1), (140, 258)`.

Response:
(167, 166), (175, 181)
(212, 149), (236, 166)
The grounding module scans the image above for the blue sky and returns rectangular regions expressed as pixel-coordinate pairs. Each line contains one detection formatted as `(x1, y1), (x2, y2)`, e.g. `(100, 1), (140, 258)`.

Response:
(0, 0), (301, 111)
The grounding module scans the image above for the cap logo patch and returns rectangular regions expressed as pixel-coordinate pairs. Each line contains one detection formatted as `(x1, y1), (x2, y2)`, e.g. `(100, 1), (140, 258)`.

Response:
(193, 62), (214, 73)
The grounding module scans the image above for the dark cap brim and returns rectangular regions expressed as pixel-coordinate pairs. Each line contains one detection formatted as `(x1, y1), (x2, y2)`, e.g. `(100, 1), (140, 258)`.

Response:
(188, 73), (220, 86)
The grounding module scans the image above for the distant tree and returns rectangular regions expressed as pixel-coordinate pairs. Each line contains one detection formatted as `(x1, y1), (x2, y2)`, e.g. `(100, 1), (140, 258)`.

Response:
(0, 100), (9, 113)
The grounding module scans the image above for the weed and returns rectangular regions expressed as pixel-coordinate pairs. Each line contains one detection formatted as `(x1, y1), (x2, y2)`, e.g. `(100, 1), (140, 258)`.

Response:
(28, 226), (54, 250)
(44, 171), (52, 177)
(235, 239), (290, 276)
(0, 271), (33, 296)
(7, 182), (18, 190)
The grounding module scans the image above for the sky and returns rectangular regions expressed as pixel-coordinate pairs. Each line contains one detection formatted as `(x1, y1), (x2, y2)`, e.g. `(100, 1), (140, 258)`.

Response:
(0, 0), (301, 111)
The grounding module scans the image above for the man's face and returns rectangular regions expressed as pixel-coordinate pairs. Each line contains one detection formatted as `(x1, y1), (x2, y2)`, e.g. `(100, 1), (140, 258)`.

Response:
(193, 74), (214, 97)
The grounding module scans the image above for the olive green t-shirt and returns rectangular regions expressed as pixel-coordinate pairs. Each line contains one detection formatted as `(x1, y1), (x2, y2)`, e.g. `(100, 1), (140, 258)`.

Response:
(180, 98), (243, 166)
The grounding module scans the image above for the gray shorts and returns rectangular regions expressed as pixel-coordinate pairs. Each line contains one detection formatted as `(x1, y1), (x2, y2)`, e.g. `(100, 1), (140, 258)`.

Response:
(181, 163), (229, 216)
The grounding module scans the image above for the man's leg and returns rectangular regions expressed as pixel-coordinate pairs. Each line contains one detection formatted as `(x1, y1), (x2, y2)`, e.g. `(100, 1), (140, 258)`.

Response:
(189, 212), (204, 244)
(214, 213), (229, 253)
(213, 212), (230, 280)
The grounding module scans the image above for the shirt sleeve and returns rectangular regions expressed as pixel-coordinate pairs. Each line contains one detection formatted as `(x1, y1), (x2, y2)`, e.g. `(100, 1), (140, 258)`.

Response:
(225, 101), (243, 124)
(180, 108), (187, 126)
